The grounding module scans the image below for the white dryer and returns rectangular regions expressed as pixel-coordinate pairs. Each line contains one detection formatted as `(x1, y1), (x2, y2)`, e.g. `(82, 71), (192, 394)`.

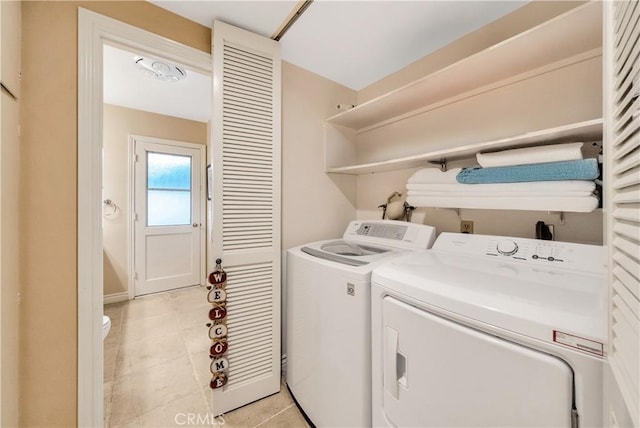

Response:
(372, 232), (606, 428)
(286, 220), (437, 427)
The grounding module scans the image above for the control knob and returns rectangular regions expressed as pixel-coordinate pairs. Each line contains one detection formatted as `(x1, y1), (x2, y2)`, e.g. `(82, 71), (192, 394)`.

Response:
(496, 240), (518, 256)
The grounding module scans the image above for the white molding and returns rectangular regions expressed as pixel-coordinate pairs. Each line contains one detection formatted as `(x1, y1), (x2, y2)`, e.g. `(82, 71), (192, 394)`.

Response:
(103, 292), (129, 305)
(127, 136), (136, 302)
(78, 9), (211, 427)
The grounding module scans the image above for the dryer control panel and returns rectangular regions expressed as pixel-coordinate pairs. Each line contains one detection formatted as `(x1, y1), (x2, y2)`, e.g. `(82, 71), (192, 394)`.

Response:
(432, 232), (603, 274)
(343, 220), (436, 250)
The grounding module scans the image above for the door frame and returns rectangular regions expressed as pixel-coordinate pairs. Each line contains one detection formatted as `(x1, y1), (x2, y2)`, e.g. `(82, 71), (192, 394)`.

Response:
(128, 135), (207, 300)
(78, 9), (211, 426)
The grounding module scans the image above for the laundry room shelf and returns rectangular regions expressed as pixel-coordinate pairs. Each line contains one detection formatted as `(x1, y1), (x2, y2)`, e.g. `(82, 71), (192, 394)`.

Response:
(326, 119), (603, 175)
(324, 2), (603, 176)
(326, 2), (601, 132)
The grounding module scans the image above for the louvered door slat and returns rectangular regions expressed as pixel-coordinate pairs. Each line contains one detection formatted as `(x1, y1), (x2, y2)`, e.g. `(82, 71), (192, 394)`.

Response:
(211, 20), (281, 415)
(611, 307), (640, 388)
(225, 109), (274, 125)
(605, 2), (640, 425)
(614, 2), (638, 54)
(224, 45), (272, 66)
(613, 187), (640, 202)
(614, 169), (640, 188)
(614, 0), (630, 32)
(614, 98), (640, 133)
(614, 35), (639, 84)
(613, 117), (639, 150)
(614, 149), (640, 173)
(612, 220), (639, 241)
(613, 280), (640, 317)
(223, 64), (273, 84)
(614, 235), (640, 260)
(614, 71), (640, 112)
(223, 131), (273, 145)
(613, 264), (640, 300)
(226, 321), (272, 339)
(223, 71), (274, 94)
(224, 93), (273, 112)
(224, 61), (273, 83)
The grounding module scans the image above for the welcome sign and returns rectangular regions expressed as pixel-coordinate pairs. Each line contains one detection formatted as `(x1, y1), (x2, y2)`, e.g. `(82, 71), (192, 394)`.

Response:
(207, 258), (229, 389)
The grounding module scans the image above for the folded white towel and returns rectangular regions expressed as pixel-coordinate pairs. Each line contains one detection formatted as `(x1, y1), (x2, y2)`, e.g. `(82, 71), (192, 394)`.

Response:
(476, 142), (584, 168)
(406, 180), (595, 193)
(408, 190), (594, 197)
(407, 168), (462, 184)
(405, 195), (599, 212)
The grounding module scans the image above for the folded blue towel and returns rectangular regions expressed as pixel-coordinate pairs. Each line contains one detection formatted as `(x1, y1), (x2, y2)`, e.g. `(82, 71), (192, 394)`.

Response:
(456, 159), (599, 184)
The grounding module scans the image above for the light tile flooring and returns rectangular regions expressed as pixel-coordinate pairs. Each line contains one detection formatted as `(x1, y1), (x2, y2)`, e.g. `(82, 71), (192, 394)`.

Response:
(104, 286), (309, 428)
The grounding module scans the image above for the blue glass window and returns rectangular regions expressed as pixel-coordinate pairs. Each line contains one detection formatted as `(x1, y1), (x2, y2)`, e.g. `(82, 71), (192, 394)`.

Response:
(147, 152), (192, 226)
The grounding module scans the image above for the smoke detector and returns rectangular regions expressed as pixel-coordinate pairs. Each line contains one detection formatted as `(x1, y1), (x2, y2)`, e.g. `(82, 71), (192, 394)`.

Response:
(134, 56), (186, 82)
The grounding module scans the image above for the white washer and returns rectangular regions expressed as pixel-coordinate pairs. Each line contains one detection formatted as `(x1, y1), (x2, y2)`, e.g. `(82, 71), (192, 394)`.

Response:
(372, 232), (606, 428)
(286, 220), (437, 427)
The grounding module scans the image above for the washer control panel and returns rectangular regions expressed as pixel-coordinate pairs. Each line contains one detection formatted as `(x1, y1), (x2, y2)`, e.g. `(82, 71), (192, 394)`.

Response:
(433, 232), (603, 274)
(357, 222), (407, 240)
(343, 220), (437, 250)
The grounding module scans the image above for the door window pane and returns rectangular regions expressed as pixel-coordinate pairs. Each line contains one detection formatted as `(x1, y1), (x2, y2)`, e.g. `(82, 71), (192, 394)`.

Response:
(147, 152), (191, 189)
(147, 152), (192, 226)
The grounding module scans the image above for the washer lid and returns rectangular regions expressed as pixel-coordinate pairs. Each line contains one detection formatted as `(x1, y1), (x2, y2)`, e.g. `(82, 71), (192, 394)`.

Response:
(373, 249), (607, 354)
(321, 241), (390, 256)
(301, 240), (394, 266)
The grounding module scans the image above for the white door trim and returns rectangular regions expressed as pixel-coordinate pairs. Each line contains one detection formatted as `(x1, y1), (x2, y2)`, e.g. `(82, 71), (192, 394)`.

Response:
(128, 135), (206, 300)
(78, 9), (211, 427)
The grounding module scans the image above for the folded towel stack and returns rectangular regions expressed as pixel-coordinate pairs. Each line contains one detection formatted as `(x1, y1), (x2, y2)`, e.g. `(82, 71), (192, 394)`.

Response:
(406, 143), (599, 212)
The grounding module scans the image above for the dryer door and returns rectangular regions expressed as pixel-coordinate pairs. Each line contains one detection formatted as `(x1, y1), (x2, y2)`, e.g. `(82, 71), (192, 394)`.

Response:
(381, 297), (574, 427)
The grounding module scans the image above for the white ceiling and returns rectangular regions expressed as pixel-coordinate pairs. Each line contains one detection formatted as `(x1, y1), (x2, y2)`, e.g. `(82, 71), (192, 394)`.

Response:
(280, 1), (527, 90)
(104, 1), (528, 122)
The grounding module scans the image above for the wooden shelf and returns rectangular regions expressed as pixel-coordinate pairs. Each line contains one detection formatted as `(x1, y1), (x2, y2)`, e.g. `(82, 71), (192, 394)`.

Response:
(326, 119), (603, 175)
(326, 2), (602, 131)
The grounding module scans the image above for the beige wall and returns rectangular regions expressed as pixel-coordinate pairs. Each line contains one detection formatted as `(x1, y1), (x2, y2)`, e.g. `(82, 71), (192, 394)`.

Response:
(20, 2), (210, 426)
(281, 62), (357, 249)
(103, 104), (207, 297)
(1, 1), (21, 425)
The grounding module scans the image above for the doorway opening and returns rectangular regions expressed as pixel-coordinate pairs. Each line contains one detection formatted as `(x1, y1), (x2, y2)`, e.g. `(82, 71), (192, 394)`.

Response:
(78, 9), (212, 426)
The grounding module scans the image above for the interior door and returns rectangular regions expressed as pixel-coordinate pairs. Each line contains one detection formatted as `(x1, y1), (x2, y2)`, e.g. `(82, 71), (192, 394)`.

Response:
(133, 136), (204, 296)
(381, 296), (574, 427)
(210, 20), (281, 415)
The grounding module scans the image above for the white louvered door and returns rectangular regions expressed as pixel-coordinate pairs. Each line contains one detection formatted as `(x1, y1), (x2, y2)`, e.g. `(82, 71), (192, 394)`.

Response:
(210, 21), (281, 415)
(604, 1), (640, 426)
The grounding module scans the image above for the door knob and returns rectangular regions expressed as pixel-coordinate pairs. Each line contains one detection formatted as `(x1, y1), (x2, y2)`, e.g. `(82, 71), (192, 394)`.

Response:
(193, 223), (199, 227)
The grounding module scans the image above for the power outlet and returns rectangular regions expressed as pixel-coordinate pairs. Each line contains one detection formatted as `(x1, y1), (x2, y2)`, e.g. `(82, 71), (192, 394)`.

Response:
(460, 220), (474, 234)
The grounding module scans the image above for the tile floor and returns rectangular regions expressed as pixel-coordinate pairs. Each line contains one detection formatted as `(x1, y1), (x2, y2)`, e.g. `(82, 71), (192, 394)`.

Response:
(104, 286), (310, 428)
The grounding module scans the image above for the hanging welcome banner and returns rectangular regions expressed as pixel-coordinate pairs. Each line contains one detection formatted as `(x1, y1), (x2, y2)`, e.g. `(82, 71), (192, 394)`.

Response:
(207, 258), (229, 389)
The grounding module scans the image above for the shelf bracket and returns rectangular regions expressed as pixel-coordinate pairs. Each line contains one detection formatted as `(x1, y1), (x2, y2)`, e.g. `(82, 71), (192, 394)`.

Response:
(428, 160), (447, 172)
(549, 211), (566, 225)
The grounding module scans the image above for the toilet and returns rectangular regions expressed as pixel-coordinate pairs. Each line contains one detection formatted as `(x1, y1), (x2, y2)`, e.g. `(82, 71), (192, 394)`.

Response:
(102, 315), (111, 340)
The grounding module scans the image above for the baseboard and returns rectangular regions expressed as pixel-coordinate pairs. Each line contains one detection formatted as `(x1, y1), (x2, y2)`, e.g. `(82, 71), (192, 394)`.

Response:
(103, 292), (129, 305)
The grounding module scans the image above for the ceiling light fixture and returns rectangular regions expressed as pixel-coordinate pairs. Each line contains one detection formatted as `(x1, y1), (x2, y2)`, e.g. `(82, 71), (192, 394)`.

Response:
(134, 56), (187, 82)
